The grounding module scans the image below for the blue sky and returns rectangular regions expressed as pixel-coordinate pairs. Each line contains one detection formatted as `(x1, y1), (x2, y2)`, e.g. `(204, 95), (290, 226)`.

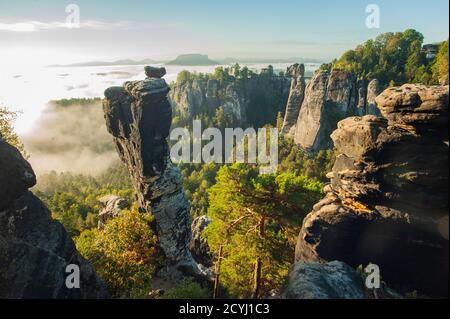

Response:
(0, 0), (448, 65)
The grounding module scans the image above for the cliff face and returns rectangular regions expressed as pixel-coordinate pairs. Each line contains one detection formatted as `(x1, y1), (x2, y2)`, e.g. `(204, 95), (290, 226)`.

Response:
(284, 69), (383, 152)
(169, 69), (290, 125)
(0, 139), (108, 298)
(294, 84), (449, 296)
(281, 64), (306, 135)
(103, 67), (208, 278)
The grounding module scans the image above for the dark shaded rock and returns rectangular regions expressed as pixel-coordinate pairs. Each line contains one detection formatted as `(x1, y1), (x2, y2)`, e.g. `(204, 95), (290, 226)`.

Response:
(295, 85), (449, 297)
(103, 69), (209, 278)
(145, 66), (166, 79)
(97, 195), (130, 229)
(0, 140), (108, 298)
(0, 141), (36, 211)
(281, 261), (366, 299)
(189, 215), (212, 267)
(281, 64), (306, 136)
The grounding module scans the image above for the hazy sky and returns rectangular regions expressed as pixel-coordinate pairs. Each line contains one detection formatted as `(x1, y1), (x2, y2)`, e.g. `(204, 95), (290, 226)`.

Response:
(0, 0), (449, 66)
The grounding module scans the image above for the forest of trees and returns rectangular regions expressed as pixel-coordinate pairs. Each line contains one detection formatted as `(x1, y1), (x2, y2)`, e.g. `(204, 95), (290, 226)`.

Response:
(322, 29), (449, 86)
(2, 28), (447, 298)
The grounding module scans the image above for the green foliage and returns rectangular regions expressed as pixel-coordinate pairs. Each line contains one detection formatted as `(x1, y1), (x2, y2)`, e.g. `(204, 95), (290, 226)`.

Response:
(179, 163), (220, 217)
(49, 97), (102, 107)
(332, 29), (443, 85)
(0, 107), (28, 158)
(161, 278), (211, 299)
(176, 70), (193, 83)
(278, 136), (335, 182)
(76, 209), (162, 298)
(432, 40), (449, 85)
(204, 164), (323, 298)
(34, 162), (133, 236)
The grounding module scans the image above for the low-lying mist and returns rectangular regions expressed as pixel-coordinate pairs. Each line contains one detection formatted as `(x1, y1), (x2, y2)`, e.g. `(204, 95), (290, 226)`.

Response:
(21, 98), (120, 177)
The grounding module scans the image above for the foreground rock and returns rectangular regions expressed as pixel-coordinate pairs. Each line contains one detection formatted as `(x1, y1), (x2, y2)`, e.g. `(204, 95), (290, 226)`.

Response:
(286, 69), (383, 152)
(0, 140), (109, 298)
(295, 84), (449, 297)
(103, 67), (209, 279)
(97, 195), (130, 229)
(281, 261), (366, 299)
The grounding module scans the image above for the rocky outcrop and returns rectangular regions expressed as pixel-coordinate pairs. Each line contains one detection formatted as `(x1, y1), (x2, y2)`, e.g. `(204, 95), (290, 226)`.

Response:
(281, 64), (306, 136)
(0, 139), (109, 298)
(103, 67), (208, 278)
(281, 261), (367, 299)
(97, 195), (129, 229)
(169, 68), (290, 125)
(287, 69), (383, 152)
(295, 84), (449, 296)
(189, 215), (212, 267)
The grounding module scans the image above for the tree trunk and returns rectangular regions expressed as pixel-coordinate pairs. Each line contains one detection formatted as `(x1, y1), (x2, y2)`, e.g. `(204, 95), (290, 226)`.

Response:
(251, 217), (265, 299)
(213, 245), (224, 299)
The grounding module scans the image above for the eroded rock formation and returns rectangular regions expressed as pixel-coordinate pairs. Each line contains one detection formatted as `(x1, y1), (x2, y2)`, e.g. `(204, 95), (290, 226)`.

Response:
(0, 139), (108, 298)
(169, 68), (290, 125)
(281, 261), (367, 299)
(97, 195), (129, 229)
(103, 67), (208, 278)
(286, 69), (383, 152)
(294, 84), (449, 296)
(281, 64), (306, 136)
(189, 215), (212, 267)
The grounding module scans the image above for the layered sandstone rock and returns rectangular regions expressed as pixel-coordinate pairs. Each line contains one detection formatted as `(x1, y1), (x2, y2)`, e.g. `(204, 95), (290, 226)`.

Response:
(281, 261), (367, 299)
(289, 69), (383, 152)
(103, 67), (208, 278)
(97, 195), (129, 229)
(281, 64), (306, 136)
(295, 84), (449, 296)
(0, 140), (108, 298)
(189, 215), (212, 267)
(169, 68), (290, 124)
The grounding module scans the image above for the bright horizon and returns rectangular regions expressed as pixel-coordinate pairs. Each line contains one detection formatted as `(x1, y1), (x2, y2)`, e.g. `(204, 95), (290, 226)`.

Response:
(1, 0), (449, 68)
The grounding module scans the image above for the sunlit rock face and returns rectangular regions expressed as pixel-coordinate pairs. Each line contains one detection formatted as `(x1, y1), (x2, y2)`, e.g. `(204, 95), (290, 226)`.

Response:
(294, 84), (449, 297)
(286, 69), (383, 152)
(103, 67), (209, 279)
(97, 195), (129, 229)
(0, 139), (109, 299)
(281, 63), (306, 136)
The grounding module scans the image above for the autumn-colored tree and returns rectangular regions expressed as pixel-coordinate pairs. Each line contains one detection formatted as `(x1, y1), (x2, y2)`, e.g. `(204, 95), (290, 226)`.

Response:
(0, 107), (28, 158)
(432, 40), (449, 85)
(76, 208), (162, 298)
